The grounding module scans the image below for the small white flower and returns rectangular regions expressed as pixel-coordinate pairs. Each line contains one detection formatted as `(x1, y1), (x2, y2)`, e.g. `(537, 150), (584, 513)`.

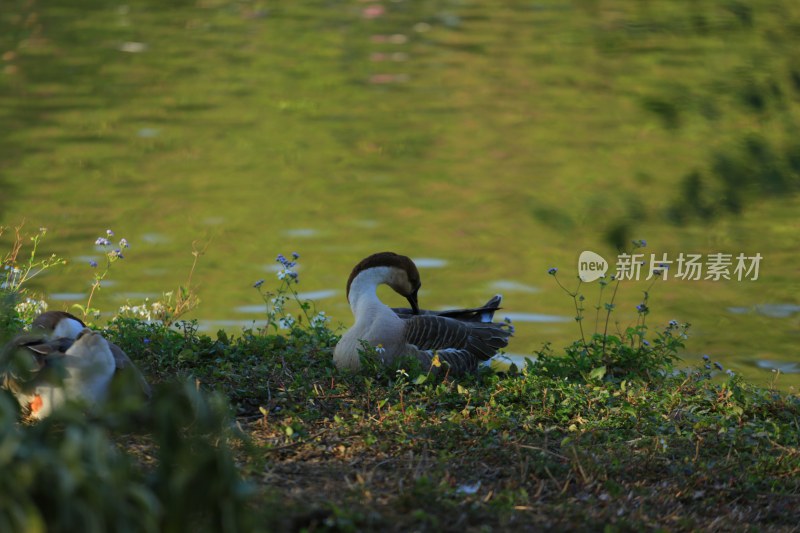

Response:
(278, 316), (296, 329)
(310, 311), (329, 328)
(15, 298), (48, 319)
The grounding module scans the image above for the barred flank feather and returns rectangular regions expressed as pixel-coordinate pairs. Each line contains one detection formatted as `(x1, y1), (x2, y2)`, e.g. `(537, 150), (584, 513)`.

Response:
(404, 315), (512, 375)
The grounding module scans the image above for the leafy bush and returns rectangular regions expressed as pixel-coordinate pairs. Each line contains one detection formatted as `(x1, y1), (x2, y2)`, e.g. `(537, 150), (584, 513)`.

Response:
(0, 379), (251, 532)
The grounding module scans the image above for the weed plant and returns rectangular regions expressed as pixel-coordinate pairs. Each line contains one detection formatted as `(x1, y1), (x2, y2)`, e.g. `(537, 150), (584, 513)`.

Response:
(533, 240), (685, 383)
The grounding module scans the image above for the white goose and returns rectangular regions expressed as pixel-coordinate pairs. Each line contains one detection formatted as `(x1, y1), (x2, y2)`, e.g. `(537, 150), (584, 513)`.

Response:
(0, 311), (151, 419)
(333, 252), (512, 374)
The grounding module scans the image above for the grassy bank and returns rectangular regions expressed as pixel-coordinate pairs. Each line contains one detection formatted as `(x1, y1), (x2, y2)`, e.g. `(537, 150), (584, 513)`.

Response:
(109, 316), (800, 531)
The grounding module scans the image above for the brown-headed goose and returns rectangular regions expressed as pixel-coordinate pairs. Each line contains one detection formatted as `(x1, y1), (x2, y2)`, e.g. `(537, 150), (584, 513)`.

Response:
(0, 311), (150, 419)
(333, 252), (512, 374)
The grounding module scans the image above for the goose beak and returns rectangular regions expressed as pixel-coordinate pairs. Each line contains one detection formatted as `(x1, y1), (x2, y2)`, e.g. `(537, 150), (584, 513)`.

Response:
(407, 288), (420, 315)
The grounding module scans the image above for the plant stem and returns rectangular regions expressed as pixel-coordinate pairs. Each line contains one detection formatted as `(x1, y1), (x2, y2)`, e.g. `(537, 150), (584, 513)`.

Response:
(601, 278), (622, 357)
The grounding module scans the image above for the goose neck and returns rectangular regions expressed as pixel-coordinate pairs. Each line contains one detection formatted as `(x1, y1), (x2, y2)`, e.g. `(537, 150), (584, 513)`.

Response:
(348, 267), (393, 320)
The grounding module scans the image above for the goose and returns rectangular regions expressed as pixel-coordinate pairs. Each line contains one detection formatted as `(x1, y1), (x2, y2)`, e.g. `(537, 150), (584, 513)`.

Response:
(333, 252), (513, 374)
(0, 311), (151, 419)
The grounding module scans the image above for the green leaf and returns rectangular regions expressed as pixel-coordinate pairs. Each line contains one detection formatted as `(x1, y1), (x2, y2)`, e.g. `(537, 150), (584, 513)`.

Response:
(589, 366), (607, 381)
(413, 374), (427, 385)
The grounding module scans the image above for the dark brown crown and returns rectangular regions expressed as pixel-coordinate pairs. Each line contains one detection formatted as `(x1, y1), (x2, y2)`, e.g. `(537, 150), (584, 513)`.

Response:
(345, 252), (420, 300)
(31, 311), (86, 332)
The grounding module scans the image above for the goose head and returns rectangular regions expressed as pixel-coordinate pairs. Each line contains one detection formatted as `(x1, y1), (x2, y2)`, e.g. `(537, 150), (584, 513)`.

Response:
(31, 311), (86, 340)
(346, 252), (421, 313)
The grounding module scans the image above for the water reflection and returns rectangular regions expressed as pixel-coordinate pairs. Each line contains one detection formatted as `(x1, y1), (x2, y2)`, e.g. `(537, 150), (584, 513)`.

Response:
(50, 292), (86, 301)
(501, 312), (571, 323)
(141, 234), (170, 245)
(756, 360), (800, 374)
(202, 217), (226, 226)
(198, 320), (259, 332)
(283, 228), (317, 238)
(370, 34), (408, 44)
(119, 42), (147, 53)
(262, 263), (304, 273)
(490, 280), (540, 294)
(234, 305), (266, 314)
(728, 304), (800, 319)
(297, 289), (338, 300)
(412, 258), (447, 268)
(114, 292), (161, 300)
(142, 268), (170, 276)
(234, 289), (337, 314)
(137, 128), (159, 138)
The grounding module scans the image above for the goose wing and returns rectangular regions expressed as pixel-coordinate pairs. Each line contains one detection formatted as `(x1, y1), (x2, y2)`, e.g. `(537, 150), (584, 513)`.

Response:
(402, 315), (512, 374)
(109, 342), (152, 399)
(392, 295), (503, 323)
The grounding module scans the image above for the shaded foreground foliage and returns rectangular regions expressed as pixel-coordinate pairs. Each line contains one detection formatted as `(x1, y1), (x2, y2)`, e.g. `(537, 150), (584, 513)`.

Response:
(0, 365), (251, 533)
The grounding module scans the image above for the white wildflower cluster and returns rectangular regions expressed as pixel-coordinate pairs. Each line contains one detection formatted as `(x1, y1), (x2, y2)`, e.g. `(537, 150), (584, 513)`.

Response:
(270, 295), (288, 315)
(310, 311), (329, 329)
(15, 297), (48, 322)
(118, 303), (153, 321)
(278, 316), (296, 330)
(277, 269), (298, 281)
(117, 298), (168, 322)
(151, 300), (167, 317)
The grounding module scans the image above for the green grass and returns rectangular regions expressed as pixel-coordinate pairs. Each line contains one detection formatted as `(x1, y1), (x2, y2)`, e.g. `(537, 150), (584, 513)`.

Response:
(106, 314), (800, 530)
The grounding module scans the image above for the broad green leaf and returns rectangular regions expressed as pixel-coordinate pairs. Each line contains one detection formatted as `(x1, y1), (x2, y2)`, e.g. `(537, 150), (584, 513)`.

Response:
(589, 366), (607, 381)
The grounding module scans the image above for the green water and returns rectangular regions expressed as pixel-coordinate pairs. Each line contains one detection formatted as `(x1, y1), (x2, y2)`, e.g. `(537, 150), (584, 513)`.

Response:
(2, 0), (799, 387)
